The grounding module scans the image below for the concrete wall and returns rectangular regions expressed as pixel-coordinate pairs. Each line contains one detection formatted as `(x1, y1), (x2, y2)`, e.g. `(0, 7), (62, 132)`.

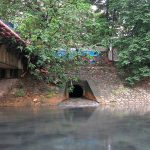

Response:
(84, 81), (96, 101)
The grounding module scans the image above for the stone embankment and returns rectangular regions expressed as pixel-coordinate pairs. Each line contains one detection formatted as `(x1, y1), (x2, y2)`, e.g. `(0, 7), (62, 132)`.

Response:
(77, 65), (150, 106)
(0, 65), (150, 107)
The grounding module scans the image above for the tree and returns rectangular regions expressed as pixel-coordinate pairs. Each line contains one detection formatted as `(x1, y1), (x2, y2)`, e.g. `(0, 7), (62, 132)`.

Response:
(1, 0), (148, 86)
(89, 0), (150, 85)
(108, 0), (150, 85)
(0, 0), (96, 86)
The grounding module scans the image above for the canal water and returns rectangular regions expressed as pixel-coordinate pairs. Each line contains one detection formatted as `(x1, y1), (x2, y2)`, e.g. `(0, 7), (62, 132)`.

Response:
(0, 106), (150, 150)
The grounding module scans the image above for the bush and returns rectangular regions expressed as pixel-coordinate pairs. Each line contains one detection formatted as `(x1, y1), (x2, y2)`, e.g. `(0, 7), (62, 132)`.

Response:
(117, 34), (150, 85)
(14, 89), (25, 97)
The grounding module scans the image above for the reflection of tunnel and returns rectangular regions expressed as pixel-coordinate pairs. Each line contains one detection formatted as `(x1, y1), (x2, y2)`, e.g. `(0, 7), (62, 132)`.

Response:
(69, 84), (83, 98)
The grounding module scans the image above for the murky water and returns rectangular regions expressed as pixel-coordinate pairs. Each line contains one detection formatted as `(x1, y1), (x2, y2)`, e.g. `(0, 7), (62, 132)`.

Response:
(0, 106), (150, 150)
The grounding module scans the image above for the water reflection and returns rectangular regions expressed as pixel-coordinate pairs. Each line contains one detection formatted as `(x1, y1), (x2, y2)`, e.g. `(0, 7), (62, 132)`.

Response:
(0, 107), (150, 150)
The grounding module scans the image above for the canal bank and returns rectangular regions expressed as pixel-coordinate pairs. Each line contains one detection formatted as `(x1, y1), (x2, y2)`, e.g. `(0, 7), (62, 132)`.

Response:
(0, 65), (150, 107)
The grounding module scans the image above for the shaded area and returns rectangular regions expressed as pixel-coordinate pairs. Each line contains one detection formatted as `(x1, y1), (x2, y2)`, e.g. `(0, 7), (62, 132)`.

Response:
(69, 85), (83, 98)
(66, 80), (97, 101)
(0, 69), (5, 79)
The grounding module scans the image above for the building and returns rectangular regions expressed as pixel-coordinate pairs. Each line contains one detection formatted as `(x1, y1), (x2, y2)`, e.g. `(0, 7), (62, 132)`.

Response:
(0, 20), (25, 79)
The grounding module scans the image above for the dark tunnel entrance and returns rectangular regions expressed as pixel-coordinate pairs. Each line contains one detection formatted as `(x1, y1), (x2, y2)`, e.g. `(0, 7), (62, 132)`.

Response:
(69, 84), (84, 98)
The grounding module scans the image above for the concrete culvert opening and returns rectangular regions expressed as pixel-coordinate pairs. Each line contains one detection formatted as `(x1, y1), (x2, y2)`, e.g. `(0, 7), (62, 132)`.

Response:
(69, 84), (83, 98)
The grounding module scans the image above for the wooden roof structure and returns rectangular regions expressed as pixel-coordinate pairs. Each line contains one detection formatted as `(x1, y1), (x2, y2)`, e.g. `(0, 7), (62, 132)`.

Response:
(0, 20), (25, 45)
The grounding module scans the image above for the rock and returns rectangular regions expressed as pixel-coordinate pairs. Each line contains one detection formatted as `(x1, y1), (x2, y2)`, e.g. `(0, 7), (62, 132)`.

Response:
(33, 98), (38, 103)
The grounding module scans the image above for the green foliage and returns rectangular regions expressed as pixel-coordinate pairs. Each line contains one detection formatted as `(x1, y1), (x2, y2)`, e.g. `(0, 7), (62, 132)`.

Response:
(109, 0), (150, 85)
(0, 0), (149, 86)
(14, 89), (25, 97)
(84, 13), (111, 47)
(0, 0), (99, 86)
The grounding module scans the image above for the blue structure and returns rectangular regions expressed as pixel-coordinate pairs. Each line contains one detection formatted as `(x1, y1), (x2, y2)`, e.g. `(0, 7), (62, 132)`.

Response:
(56, 49), (66, 57)
(55, 49), (101, 64)
(81, 50), (100, 64)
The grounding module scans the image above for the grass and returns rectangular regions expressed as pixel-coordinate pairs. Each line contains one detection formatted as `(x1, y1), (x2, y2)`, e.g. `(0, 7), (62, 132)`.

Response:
(14, 89), (25, 97)
(45, 89), (58, 98)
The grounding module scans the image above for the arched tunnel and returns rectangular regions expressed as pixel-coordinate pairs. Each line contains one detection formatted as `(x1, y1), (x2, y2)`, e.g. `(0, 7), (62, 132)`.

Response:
(69, 84), (84, 98)
(66, 80), (97, 101)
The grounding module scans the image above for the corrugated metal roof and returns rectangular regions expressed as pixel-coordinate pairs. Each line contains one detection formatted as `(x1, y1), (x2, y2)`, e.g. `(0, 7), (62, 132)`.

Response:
(0, 20), (25, 45)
